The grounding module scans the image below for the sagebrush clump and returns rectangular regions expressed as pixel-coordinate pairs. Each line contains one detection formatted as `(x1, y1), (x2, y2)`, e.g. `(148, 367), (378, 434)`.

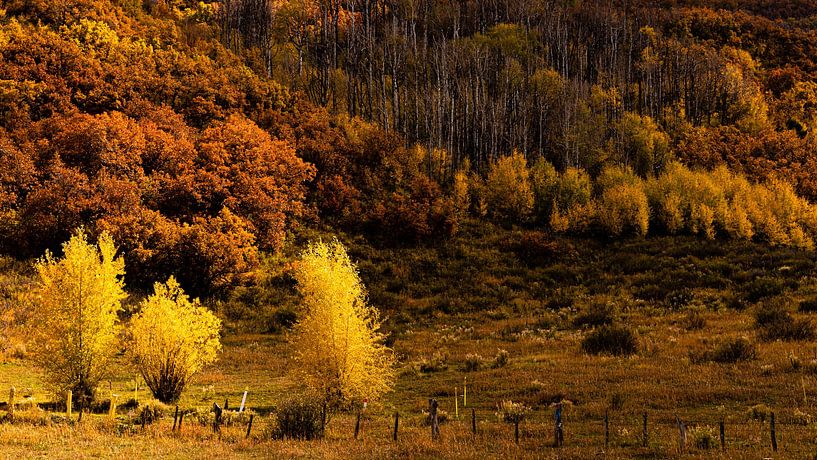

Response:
(581, 325), (638, 356)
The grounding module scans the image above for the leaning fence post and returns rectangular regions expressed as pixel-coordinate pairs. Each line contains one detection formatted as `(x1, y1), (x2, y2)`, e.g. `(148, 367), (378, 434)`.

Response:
(178, 411), (184, 433)
(246, 414), (254, 439)
(393, 412), (399, 441)
(354, 411), (361, 439)
(719, 419), (725, 451)
(642, 412), (648, 447)
(604, 411), (609, 450)
(675, 415), (686, 453)
(771, 412), (777, 452)
(172, 406), (179, 431)
(239, 390), (248, 413)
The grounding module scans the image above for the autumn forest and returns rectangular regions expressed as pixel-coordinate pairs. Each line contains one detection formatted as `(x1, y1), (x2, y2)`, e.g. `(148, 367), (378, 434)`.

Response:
(2, 0), (817, 458)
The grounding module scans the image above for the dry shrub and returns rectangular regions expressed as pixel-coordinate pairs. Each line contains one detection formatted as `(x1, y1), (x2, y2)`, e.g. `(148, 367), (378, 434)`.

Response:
(573, 302), (616, 329)
(271, 396), (324, 440)
(755, 301), (816, 341)
(689, 425), (718, 450)
(462, 354), (483, 372)
(491, 349), (510, 369)
(581, 324), (638, 356)
(516, 231), (559, 266)
(690, 337), (757, 364)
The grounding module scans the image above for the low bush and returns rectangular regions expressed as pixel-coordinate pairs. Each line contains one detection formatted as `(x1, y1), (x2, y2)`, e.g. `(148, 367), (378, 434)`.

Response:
(744, 277), (786, 303)
(581, 325), (638, 356)
(137, 400), (171, 425)
(417, 352), (448, 373)
(755, 302), (816, 341)
(682, 309), (707, 330)
(271, 397), (324, 440)
(516, 231), (560, 266)
(710, 337), (758, 363)
(760, 317), (815, 341)
(747, 404), (770, 422)
(573, 302), (616, 329)
(689, 425), (718, 450)
(799, 299), (817, 313)
(491, 349), (510, 369)
(496, 400), (530, 424)
(462, 354), (483, 372)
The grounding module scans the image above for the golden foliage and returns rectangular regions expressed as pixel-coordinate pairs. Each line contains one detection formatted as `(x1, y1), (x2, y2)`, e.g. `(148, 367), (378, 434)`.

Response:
(483, 151), (534, 222)
(597, 167), (649, 236)
(128, 277), (222, 403)
(647, 163), (817, 247)
(291, 239), (395, 408)
(29, 230), (125, 402)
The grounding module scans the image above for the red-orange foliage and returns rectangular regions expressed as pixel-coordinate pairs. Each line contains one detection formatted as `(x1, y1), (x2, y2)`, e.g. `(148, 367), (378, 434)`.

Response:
(0, 107), (312, 295)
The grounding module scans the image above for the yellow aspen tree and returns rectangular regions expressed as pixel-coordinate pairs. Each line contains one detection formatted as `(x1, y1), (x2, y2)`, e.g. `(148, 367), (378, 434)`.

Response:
(484, 151), (534, 223)
(127, 277), (221, 403)
(30, 230), (126, 405)
(291, 238), (395, 409)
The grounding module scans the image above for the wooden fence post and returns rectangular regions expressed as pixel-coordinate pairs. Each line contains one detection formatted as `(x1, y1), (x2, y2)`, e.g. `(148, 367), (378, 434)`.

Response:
(240, 390), (248, 412)
(642, 412), (648, 447)
(429, 398), (440, 440)
(109, 394), (117, 419)
(7, 387), (14, 420)
(246, 414), (254, 439)
(178, 411), (184, 433)
(471, 408), (476, 437)
(604, 411), (609, 450)
(354, 411), (361, 439)
(675, 415), (686, 453)
(172, 406), (179, 431)
(455, 387), (459, 419)
(514, 416), (520, 445)
(393, 412), (399, 441)
(66, 390), (72, 418)
(554, 403), (564, 447)
(719, 420), (725, 451)
(771, 412), (777, 452)
(212, 402), (222, 433)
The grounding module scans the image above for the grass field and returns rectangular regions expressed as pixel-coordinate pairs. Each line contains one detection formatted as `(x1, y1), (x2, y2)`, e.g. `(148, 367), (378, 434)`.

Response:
(2, 221), (817, 458)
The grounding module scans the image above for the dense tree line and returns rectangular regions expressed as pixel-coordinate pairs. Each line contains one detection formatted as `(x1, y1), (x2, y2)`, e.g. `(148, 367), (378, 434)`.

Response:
(219, 0), (817, 196)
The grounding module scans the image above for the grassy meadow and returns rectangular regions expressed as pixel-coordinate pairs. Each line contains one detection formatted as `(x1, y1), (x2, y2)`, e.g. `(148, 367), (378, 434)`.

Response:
(2, 220), (817, 458)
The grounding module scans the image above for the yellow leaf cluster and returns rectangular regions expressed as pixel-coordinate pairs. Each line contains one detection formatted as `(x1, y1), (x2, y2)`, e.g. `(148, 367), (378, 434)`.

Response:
(127, 277), (222, 403)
